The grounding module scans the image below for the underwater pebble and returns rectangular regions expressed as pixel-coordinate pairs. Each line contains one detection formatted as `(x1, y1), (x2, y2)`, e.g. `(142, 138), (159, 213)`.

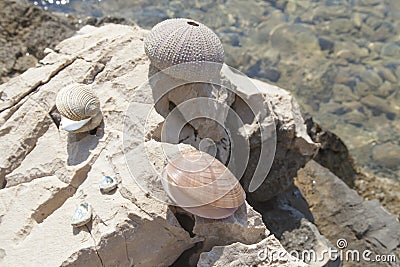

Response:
(360, 69), (383, 88)
(381, 43), (400, 57)
(377, 67), (397, 83)
(376, 81), (395, 97)
(361, 95), (396, 116)
(372, 142), (400, 169)
(332, 84), (358, 102)
(318, 37), (334, 51)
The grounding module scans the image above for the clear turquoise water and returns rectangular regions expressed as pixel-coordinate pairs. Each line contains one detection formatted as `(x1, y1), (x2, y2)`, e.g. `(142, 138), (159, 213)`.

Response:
(31, 0), (400, 180)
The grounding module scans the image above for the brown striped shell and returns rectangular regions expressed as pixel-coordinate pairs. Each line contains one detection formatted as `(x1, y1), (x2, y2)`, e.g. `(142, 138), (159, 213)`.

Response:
(161, 150), (245, 219)
(56, 84), (100, 121)
(144, 18), (224, 81)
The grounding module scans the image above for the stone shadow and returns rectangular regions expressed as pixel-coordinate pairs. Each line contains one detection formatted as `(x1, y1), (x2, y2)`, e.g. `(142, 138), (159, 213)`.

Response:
(67, 121), (105, 166)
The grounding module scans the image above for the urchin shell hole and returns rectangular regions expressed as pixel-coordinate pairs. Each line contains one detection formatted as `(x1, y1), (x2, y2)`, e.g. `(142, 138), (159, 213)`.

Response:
(187, 21), (199, 26)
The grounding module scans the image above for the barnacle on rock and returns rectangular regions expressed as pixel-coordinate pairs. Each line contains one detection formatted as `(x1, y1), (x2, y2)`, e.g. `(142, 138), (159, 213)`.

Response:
(144, 18), (224, 81)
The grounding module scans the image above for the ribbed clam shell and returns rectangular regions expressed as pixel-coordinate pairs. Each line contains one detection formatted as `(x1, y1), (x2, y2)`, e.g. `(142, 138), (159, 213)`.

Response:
(71, 202), (92, 227)
(56, 84), (100, 121)
(161, 150), (245, 219)
(144, 18), (224, 80)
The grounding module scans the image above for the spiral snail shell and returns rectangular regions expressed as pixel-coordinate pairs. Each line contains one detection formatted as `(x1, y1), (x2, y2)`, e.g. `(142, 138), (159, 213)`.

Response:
(161, 150), (245, 219)
(144, 18), (224, 81)
(56, 84), (102, 132)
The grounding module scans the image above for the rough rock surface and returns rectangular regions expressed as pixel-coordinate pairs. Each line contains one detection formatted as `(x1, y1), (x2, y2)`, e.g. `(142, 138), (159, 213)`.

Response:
(0, 0), (136, 85)
(249, 183), (342, 266)
(29, 0), (400, 222)
(232, 74), (318, 202)
(0, 24), (314, 266)
(198, 236), (307, 267)
(170, 203), (270, 266)
(0, 0), (78, 84)
(305, 116), (400, 220)
(145, 63), (318, 202)
(57, 0), (400, 178)
(305, 116), (358, 188)
(295, 160), (400, 267)
(280, 219), (340, 267)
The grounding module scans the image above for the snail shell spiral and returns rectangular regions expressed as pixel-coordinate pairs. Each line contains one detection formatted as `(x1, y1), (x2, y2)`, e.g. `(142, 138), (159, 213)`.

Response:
(144, 18), (224, 81)
(56, 84), (100, 121)
(161, 150), (245, 219)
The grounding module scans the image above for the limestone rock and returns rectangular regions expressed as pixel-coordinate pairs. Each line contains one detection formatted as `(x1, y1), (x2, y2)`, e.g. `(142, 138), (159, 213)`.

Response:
(305, 117), (358, 187)
(0, 23), (317, 266)
(143, 54), (318, 203)
(295, 160), (400, 267)
(280, 219), (340, 266)
(198, 236), (307, 267)
(249, 183), (341, 265)
(170, 203), (270, 266)
(31, 0), (400, 186)
(0, 24), (196, 267)
(193, 202), (268, 248)
(238, 77), (318, 201)
(0, 0), (77, 84)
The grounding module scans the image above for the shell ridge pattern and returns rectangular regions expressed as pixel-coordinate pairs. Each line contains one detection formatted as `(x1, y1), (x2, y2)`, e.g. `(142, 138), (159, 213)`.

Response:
(164, 151), (245, 208)
(56, 84), (100, 121)
(144, 18), (224, 80)
(183, 24), (195, 65)
(162, 151), (246, 217)
(172, 25), (190, 67)
(199, 25), (209, 62)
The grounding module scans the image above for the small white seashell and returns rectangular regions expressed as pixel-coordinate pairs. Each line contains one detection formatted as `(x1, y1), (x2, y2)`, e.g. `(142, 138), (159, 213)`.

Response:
(99, 175), (118, 193)
(60, 116), (91, 131)
(71, 202), (92, 227)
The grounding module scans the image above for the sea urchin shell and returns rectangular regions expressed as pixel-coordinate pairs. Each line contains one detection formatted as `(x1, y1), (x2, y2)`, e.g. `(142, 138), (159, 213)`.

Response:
(144, 18), (224, 81)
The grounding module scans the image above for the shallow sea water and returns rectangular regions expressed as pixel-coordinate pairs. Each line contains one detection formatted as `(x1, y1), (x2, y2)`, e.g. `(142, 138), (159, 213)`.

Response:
(31, 0), (400, 181)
